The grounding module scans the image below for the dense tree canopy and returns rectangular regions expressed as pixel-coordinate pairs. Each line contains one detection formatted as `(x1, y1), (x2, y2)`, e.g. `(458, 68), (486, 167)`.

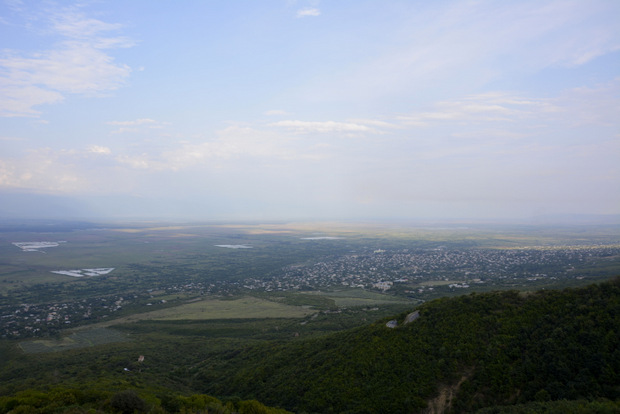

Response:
(196, 278), (620, 413)
(1, 278), (619, 413)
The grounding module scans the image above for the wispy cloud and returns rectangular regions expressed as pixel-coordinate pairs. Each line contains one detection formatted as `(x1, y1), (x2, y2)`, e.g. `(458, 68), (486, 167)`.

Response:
(553, 78), (620, 127)
(307, 1), (620, 103)
(397, 92), (556, 126)
(116, 125), (330, 172)
(264, 109), (289, 116)
(87, 145), (111, 155)
(346, 119), (399, 129)
(51, 9), (125, 40)
(107, 118), (167, 134)
(269, 120), (376, 134)
(107, 118), (159, 126)
(2, 80), (617, 215)
(0, 145), (131, 193)
(0, 5), (133, 117)
(0, 135), (26, 142)
(296, 8), (320, 18)
(0, 149), (86, 192)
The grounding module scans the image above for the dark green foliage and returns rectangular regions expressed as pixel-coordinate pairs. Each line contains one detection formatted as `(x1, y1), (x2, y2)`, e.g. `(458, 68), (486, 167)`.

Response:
(0, 388), (291, 414)
(109, 390), (148, 414)
(0, 387), (109, 414)
(194, 278), (620, 413)
(1, 279), (619, 413)
(237, 399), (291, 414)
(475, 399), (620, 413)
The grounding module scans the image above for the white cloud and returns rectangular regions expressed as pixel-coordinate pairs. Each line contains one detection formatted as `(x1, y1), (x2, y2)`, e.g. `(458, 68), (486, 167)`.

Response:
(1, 44), (130, 94)
(346, 119), (399, 129)
(116, 125), (330, 172)
(107, 118), (167, 134)
(304, 0), (620, 103)
(0, 145), (137, 193)
(51, 10), (124, 39)
(0, 6), (133, 117)
(0, 135), (26, 142)
(107, 118), (158, 126)
(296, 8), (320, 18)
(397, 92), (556, 126)
(2, 73), (617, 216)
(116, 153), (152, 170)
(553, 78), (620, 127)
(264, 109), (289, 116)
(0, 150), (86, 192)
(269, 120), (376, 134)
(0, 83), (64, 117)
(88, 145), (111, 155)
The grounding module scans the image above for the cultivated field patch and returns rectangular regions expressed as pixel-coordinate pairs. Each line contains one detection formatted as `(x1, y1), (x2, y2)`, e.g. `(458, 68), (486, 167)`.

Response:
(88, 296), (315, 327)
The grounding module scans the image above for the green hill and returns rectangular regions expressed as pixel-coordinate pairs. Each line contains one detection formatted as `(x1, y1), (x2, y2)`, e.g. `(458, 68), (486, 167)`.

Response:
(1, 279), (619, 413)
(195, 278), (620, 413)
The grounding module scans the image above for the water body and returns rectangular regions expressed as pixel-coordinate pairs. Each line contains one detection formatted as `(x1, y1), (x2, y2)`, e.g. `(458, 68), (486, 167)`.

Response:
(12, 241), (65, 251)
(51, 268), (115, 277)
(215, 244), (253, 249)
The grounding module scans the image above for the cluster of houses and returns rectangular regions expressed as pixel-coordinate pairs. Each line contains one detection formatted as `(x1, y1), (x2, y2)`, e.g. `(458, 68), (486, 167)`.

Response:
(3, 243), (617, 339)
(235, 244), (614, 293)
(1, 296), (127, 338)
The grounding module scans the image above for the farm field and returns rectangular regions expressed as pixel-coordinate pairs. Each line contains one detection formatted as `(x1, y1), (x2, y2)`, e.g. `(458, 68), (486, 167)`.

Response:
(0, 220), (619, 337)
(0, 219), (619, 408)
(1, 220), (620, 332)
(85, 296), (316, 327)
(305, 288), (417, 307)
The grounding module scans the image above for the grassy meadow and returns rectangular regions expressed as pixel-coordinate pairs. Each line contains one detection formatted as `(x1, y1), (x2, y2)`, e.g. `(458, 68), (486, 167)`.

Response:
(304, 288), (417, 307)
(83, 296), (316, 328)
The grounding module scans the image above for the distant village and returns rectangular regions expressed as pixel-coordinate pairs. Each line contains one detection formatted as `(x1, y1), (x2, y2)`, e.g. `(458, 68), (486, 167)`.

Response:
(236, 245), (618, 292)
(2, 244), (619, 338)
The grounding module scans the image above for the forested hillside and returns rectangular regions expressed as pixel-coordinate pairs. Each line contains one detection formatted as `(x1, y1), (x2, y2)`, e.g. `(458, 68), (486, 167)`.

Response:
(1, 278), (618, 413)
(0, 389), (291, 414)
(195, 278), (620, 413)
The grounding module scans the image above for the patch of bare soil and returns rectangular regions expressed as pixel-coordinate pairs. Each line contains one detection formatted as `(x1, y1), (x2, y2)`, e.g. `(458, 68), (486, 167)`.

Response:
(423, 369), (473, 414)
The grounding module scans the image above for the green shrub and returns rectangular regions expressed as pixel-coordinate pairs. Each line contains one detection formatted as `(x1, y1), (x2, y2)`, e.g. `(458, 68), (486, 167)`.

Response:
(109, 390), (149, 414)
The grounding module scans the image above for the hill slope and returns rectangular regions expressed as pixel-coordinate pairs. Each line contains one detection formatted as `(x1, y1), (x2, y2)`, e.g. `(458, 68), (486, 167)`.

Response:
(195, 278), (620, 413)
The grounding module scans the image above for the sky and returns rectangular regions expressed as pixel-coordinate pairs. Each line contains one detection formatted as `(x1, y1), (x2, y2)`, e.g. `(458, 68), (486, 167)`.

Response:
(0, 0), (619, 222)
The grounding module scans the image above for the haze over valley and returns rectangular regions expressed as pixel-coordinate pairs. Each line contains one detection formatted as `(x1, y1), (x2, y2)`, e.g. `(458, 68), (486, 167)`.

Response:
(1, 1), (619, 413)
